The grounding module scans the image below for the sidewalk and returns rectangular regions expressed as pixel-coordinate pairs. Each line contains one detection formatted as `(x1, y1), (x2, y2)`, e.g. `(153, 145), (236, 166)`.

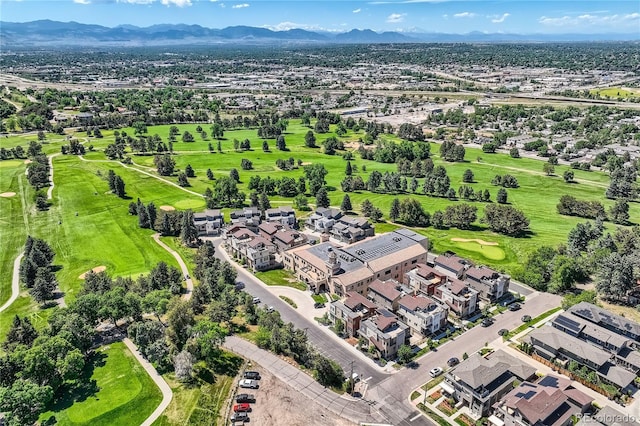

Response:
(223, 335), (383, 425)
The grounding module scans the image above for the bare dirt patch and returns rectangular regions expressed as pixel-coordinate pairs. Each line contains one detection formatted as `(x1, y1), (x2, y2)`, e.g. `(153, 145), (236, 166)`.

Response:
(159, 205), (176, 211)
(24, 159), (32, 164)
(0, 192), (16, 198)
(234, 365), (355, 426)
(78, 265), (107, 279)
(300, 162), (312, 166)
(450, 237), (499, 246)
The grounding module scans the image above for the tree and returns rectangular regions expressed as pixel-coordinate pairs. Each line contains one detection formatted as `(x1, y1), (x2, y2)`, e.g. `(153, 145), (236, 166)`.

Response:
(340, 194), (352, 212)
(483, 204), (530, 236)
(177, 173), (189, 187)
(240, 159), (253, 170)
(497, 188), (508, 204)
(182, 131), (194, 142)
(174, 350), (195, 383)
(316, 187), (330, 208)
(304, 130), (317, 148)
(294, 194), (309, 211)
(563, 170), (574, 183)
(397, 344), (413, 364)
(210, 123), (224, 140)
(113, 175), (126, 198)
(462, 169), (474, 183)
(206, 168), (214, 180)
(543, 163), (555, 176)
(185, 164), (195, 178)
(596, 253), (635, 302)
(3, 316), (38, 352)
(154, 154), (176, 176)
(31, 267), (56, 303)
(180, 210), (199, 247)
(276, 135), (287, 151)
(609, 199), (630, 225)
(259, 192), (271, 212)
(361, 199), (374, 217)
(229, 168), (240, 182)
(0, 379), (53, 426)
(444, 204), (477, 230)
(211, 177), (245, 208)
(345, 161), (353, 176)
(398, 199), (430, 226)
(313, 354), (344, 388)
(389, 198), (401, 222)
(166, 299), (195, 351)
(509, 147), (520, 158)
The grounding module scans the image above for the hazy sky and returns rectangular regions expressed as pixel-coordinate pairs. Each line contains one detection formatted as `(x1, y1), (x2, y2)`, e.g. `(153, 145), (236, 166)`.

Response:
(2, 0), (639, 33)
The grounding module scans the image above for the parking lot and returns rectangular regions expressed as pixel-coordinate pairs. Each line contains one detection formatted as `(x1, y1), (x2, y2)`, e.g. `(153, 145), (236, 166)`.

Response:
(230, 365), (356, 426)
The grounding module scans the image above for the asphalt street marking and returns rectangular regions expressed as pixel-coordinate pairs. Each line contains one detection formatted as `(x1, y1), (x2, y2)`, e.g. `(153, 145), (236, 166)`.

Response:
(410, 413), (422, 422)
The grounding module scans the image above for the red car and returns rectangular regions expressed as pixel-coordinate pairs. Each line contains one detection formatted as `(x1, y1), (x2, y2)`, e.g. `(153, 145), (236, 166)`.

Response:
(233, 403), (251, 412)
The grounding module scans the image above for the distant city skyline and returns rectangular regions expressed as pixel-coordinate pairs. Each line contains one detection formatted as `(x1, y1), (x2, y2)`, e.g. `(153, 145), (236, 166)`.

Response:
(2, 0), (639, 34)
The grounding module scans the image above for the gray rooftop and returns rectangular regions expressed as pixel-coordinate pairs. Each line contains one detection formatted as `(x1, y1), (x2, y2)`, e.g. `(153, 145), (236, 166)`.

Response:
(450, 349), (535, 391)
(528, 326), (612, 366)
(306, 243), (365, 274)
(568, 302), (640, 338)
(341, 229), (427, 262)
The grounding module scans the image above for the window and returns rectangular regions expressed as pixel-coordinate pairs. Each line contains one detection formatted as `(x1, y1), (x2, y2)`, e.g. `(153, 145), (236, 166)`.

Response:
(411, 259), (417, 264)
(385, 269), (391, 275)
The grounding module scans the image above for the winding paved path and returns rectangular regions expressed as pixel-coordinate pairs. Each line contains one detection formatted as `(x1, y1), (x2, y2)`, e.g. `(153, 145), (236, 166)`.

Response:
(0, 253), (24, 313)
(123, 337), (173, 426)
(152, 233), (193, 301)
(46, 153), (60, 200)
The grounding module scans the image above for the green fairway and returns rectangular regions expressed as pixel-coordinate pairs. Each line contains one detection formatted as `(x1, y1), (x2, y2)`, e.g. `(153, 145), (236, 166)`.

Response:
(590, 87), (640, 99)
(450, 239), (506, 261)
(40, 341), (163, 426)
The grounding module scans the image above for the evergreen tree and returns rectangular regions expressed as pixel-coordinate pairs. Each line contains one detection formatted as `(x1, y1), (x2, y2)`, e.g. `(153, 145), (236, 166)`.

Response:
(180, 210), (199, 247)
(389, 198), (401, 222)
(113, 175), (126, 198)
(316, 187), (330, 208)
(107, 169), (117, 192)
(31, 267), (56, 303)
(230, 168), (240, 182)
(147, 202), (157, 230)
(177, 173), (189, 187)
(345, 161), (352, 176)
(497, 188), (508, 204)
(138, 203), (150, 228)
(185, 164), (195, 178)
(340, 194), (352, 212)
(259, 192), (271, 212)
(206, 168), (214, 180)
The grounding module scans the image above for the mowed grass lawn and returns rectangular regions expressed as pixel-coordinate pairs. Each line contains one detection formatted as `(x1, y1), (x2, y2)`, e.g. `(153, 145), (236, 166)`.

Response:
(40, 341), (162, 426)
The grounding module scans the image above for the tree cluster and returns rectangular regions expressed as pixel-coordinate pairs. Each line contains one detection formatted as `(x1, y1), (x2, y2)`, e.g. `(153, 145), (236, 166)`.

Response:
(556, 195), (605, 219)
(439, 140), (466, 162)
(482, 204), (530, 236)
(19, 236), (57, 303)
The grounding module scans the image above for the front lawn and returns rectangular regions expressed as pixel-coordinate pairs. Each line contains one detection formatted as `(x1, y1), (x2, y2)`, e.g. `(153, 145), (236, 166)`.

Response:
(255, 269), (306, 291)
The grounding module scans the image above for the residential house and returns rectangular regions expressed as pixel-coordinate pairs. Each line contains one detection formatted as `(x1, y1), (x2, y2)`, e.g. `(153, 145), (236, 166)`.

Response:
(330, 216), (374, 244)
(258, 222), (282, 241)
(273, 229), (308, 251)
(405, 263), (448, 296)
(492, 375), (593, 426)
(284, 229), (429, 296)
(264, 206), (297, 227)
(305, 207), (343, 233)
(193, 209), (224, 236)
(328, 292), (377, 338)
(230, 207), (261, 230)
(244, 236), (278, 272)
(359, 308), (409, 360)
(465, 266), (510, 302)
(367, 279), (403, 311)
(397, 294), (448, 337)
(434, 278), (479, 319)
(434, 253), (470, 279)
(565, 302), (640, 345)
(443, 350), (537, 418)
(527, 326), (636, 391)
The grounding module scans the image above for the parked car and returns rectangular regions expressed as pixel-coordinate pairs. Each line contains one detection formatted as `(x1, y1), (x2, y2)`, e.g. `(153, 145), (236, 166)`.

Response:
(481, 318), (494, 327)
(235, 281), (245, 290)
(252, 297), (261, 304)
(521, 315), (532, 322)
(429, 367), (443, 378)
(235, 393), (255, 403)
(230, 412), (249, 423)
(184, 274), (190, 280)
(244, 371), (261, 380)
(238, 379), (259, 389)
(266, 306), (275, 313)
(498, 329), (509, 336)
(447, 357), (459, 367)
(509, 303), (521, 311)
(314, 302), (325, 309)
(233, 403), (251, 412)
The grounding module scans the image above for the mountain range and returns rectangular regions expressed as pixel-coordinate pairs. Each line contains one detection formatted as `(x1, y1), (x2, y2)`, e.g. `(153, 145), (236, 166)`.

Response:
(1, 20), (638, 47)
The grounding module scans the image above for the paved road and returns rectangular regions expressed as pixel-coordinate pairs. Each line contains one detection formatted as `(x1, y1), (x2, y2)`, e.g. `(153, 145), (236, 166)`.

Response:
(0, 253), (24, 313)
(152, 233), (193, 300)
(367, 291), (562, 425)
(223, 335), (384, 425)
(123, 337), (173, 426)
(46, 153), (60, 200)
(209, 238), (388, 384)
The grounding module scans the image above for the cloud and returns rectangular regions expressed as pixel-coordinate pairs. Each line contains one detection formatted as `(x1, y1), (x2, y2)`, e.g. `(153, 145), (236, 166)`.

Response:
(262, 22), (343, 33)
(453, 12), (476, 18)
(116, 0), (156, 4)
(386, 13), (406, 23)
(232, 3), (249, 8)
(490, 13), (510, 23)
(539, 12), (640, 27)
(352, 8), (361, 13)
(161, 0), (191, 5)
(73, 0), (91, 4)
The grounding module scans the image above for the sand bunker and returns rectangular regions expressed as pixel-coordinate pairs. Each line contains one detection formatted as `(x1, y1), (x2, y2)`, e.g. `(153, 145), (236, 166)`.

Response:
(159, 205), (176, 211)
(79, 265), (107, 279)
(451, 238), (499, 246)
(0, 192), (16, 198)
(24, 159), (32, 164)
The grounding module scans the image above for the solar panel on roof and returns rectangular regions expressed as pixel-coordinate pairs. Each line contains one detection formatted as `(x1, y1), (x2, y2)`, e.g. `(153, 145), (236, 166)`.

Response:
(514, 390), (537, 400)
(553, 315), (583, 335)
(538, 376), (560, 388)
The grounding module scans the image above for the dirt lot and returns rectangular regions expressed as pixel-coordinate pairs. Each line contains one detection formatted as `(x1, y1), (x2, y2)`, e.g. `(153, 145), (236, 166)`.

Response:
(230, 364), (356, 426)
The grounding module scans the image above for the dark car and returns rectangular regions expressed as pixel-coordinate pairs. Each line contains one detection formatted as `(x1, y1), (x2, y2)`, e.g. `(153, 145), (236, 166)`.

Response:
(521, 315), (532, 322)
(235, 393), (255, 403)
(498, 328), (509, 336)
(230, 412), (249, 423)
(244, 371), (261, 380)
(447, 357), (459, 367)
(235, 281), (245, 290)
(481, 318), (494, 327)
(509, 303), (521, 311)
(314, 302), (325, 309)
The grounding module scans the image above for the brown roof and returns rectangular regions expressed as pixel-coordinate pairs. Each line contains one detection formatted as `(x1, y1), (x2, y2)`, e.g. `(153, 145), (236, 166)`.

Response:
(274, 230), (296, 244)
(368, 279), (402, 302)
(344, 292), (376, 310)
(414, 264), (447, 280)
(434, 254), (467, 273)
(247, 236), (272, 248)
(398, 294), (434, 312)
(375, 314), (397, 332)
(448, 278), (468, 295)
(466, 266), (498, 281)
(258, 222), (280, 235)
(515, 389), (569, 425)
(232, 229), (256, 239)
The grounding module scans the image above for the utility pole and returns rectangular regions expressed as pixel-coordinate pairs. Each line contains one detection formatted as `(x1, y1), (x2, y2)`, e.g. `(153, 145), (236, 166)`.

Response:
(349, 360), (355, 397)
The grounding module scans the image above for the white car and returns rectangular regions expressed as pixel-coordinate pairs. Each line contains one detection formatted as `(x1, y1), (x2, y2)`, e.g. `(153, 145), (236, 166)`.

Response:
(238, 379), (259, 389)
(429, 367), (443, 378)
